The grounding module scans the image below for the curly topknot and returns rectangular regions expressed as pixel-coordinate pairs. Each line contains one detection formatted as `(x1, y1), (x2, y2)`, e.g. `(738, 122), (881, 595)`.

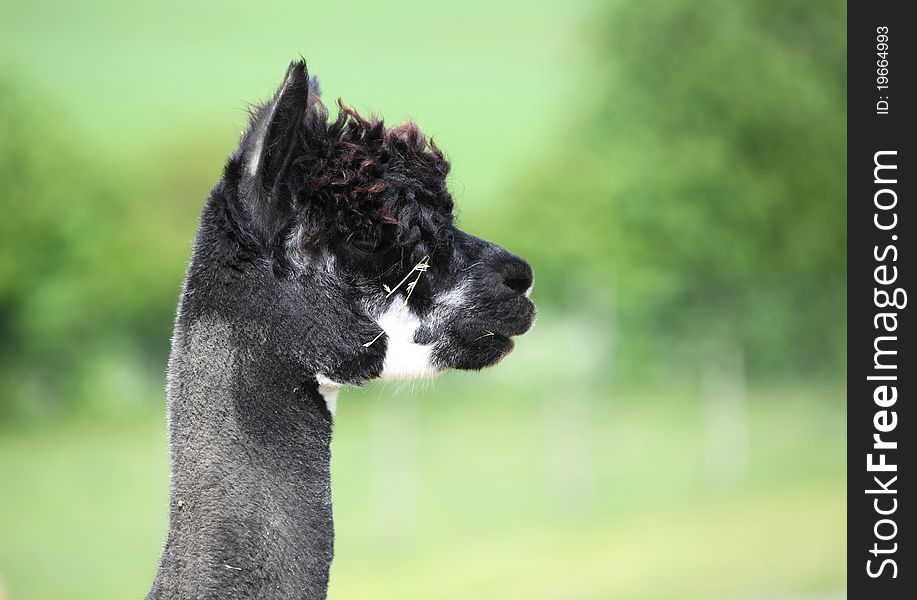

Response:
(280, 95), (454, 261)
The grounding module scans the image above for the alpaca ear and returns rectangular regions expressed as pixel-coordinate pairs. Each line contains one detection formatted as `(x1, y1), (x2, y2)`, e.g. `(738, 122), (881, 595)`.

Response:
(238, 61), (311, 245)
(246, 60), (310, 188)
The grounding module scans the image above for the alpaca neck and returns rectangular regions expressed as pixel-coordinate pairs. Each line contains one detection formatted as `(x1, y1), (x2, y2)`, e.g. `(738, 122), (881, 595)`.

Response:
(147, 315), (334, 600)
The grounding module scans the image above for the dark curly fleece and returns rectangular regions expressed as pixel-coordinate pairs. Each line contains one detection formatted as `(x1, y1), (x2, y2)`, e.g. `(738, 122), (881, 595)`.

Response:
(223, 62), (454, 273)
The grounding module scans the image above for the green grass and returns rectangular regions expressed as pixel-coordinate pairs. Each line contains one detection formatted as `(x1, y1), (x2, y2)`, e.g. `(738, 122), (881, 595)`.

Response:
(0, 418), (169, 599)
(0, 318), (845, 599)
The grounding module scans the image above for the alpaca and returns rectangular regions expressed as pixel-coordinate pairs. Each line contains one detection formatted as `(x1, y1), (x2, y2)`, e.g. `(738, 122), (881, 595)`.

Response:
(146, 61), (535, 599)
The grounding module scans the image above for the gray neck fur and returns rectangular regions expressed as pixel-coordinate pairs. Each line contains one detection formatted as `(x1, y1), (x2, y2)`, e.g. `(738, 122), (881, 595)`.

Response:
(147, 316), (334, 599)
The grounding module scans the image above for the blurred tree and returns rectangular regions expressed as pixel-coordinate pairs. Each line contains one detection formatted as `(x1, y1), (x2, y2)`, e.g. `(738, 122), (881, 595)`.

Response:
(0, 74), (187, 419)
(499, 0), (846, 380)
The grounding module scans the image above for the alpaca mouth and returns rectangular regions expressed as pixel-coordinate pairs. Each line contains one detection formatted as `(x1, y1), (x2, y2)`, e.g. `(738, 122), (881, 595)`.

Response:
(446, 313), (531, 369)
(473, 332), (516, 358)
(434, 297), (535, 371)
(493, 298), (537, 338)
(446, 328), (516, 369)
(455, 311), (534, 346)
(463, 329), (515, 349)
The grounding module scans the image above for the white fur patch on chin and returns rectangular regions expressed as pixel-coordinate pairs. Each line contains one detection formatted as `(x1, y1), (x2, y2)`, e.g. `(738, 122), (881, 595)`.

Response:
(376, 299), (440, 381)
(316, 373), (342, 415)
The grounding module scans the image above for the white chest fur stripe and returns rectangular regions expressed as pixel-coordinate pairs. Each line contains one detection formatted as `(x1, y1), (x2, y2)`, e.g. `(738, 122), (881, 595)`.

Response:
(316, 373), (342, 415)
(376, 298), (440, 381)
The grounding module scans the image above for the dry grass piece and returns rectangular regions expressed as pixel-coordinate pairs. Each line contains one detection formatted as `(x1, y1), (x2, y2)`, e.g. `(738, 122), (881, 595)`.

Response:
(363, 256), (431, 347)
(362, 330), (385, 348)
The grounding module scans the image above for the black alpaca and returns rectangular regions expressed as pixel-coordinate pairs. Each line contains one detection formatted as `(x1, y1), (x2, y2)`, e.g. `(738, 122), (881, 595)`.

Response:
(147, 61), (535, 599)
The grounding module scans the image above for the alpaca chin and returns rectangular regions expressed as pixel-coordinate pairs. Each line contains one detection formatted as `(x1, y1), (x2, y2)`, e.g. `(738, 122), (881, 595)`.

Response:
(375, 298), (442, 381)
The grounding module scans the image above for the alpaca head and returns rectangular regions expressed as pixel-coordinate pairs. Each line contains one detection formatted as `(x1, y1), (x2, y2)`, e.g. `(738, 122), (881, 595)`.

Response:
(199, 61), (534, 393)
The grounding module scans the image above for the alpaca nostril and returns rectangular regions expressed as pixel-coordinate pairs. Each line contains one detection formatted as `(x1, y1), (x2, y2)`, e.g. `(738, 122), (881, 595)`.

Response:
(499, 260), (533, 295)
(504, 276), (531, 295)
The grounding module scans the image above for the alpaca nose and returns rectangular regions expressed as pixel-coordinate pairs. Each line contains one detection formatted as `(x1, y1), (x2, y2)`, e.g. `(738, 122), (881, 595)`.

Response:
(496, 256), (534, 295)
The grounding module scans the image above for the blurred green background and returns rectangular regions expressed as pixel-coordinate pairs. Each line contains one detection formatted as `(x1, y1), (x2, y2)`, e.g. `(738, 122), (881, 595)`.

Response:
(0, 1), (846, 599)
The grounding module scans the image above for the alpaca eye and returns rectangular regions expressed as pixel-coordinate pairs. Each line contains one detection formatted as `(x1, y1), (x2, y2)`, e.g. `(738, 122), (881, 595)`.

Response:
(348, 233), (382, 254)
